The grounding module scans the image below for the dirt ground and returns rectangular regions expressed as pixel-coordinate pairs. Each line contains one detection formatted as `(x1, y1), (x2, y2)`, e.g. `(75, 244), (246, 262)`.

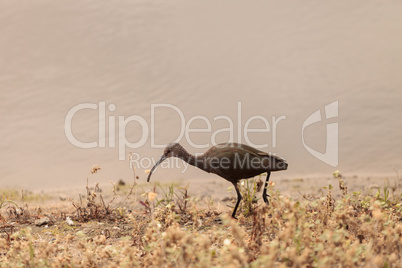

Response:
(0, 173), (400, 266)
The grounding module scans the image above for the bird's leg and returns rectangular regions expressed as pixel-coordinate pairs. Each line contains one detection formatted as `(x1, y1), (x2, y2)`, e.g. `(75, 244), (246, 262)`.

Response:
(231, 182), (242, 219)
(262, 172), (271, 204)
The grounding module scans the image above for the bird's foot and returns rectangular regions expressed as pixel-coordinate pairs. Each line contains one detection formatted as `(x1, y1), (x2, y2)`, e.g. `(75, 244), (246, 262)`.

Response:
(262, 193), (270, 204)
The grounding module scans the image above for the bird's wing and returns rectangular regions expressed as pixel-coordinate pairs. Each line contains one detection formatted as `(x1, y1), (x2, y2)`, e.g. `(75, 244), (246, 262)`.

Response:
(215, 143), (266, 157)
(216, 142), (283, 160)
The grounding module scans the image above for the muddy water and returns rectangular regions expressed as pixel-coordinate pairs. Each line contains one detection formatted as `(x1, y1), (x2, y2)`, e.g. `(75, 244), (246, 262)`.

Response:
(1, 1), (401, 190)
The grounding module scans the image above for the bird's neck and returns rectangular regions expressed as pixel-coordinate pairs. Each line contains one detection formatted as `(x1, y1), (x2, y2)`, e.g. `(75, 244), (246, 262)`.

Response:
(178, 148), (207, 171)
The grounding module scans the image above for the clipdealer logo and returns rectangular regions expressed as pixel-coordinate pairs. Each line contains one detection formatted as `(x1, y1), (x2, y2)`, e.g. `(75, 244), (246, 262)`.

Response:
(302, 101), (339, 167)
(64, 101), (338, 168)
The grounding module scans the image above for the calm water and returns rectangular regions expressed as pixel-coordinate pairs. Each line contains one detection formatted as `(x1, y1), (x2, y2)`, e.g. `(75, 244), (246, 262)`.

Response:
(1, 1), (401, 190)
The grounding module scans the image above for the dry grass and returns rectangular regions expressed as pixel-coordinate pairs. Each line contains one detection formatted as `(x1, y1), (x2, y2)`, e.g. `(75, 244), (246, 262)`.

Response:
(0, 170), (401, 267)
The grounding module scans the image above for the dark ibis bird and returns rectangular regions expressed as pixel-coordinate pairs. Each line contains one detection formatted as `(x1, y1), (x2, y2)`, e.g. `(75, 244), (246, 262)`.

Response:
(147, 142), (288, 219)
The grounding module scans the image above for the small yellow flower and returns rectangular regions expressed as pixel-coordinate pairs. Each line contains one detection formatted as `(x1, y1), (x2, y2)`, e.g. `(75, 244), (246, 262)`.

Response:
(91, 165), (101, 174)
(148, 192), (157, 202)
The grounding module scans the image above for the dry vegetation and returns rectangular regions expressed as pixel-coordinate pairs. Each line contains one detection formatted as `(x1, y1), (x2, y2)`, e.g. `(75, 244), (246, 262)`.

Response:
(0, 169), (401, 267)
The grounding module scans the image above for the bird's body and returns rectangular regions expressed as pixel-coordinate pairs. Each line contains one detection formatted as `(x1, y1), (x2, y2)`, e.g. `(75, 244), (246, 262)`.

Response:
(201, 143), (286, 181)
(147, 142), (288, 218)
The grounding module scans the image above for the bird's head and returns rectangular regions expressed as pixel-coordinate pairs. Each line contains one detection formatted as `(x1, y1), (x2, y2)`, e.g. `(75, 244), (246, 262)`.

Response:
(147, 142), (183, 182)
(163, 142), (182, 158)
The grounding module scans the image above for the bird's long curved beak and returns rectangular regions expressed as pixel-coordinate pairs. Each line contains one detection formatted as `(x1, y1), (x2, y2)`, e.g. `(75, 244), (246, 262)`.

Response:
(147, 155), (167, 182)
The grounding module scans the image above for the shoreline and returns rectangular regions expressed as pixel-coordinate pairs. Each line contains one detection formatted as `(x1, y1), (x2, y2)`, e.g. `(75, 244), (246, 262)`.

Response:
(3, 173), (400, 205)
